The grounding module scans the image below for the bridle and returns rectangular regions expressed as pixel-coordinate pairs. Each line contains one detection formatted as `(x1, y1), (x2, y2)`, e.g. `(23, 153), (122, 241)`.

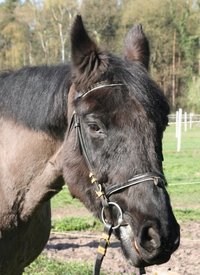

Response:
(67, 83), (166, 275)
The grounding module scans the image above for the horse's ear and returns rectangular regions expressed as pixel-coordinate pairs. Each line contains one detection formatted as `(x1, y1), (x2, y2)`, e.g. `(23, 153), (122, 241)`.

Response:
(70, 15), (108, 86)
(123, 24), (150, 70)
(71, 15), (98, 67)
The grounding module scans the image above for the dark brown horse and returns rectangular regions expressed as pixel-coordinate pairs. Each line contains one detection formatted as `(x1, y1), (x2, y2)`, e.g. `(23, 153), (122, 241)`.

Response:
(0, 16), (180, 274)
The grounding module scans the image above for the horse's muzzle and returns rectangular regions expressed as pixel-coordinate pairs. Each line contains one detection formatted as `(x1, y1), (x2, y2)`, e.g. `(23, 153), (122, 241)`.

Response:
(136, 220), (180, 264)
(117, 218), (180, 267)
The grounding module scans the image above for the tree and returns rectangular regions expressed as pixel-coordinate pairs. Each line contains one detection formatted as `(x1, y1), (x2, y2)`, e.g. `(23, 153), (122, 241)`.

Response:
(120, 0), (200, 110)
(185, 77), (200, 112)
(14, 0), (79, 65)
(48, 0), (78, 62)
(0, 0), (28, 68)
(80, 0), (121, 52)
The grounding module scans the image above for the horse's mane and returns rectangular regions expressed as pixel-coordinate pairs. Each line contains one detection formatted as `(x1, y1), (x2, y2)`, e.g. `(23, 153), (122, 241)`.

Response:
(0, 64), (72, 139)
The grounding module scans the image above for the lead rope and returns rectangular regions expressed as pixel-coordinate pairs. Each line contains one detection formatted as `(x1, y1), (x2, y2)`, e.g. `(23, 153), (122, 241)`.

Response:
(93, 224), (113, 275)
(90, 172), (144, 275)
(94, 224), (146, 275)
(139, 267), (146, 274)
(89, 173), (114, 275)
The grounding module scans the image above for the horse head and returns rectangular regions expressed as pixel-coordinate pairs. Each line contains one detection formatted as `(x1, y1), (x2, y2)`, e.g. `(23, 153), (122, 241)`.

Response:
(63, 15), (180, 268)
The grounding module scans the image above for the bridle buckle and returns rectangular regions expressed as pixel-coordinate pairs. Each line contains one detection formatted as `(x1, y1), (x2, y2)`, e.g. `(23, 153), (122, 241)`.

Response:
(95, 186), (105, 198)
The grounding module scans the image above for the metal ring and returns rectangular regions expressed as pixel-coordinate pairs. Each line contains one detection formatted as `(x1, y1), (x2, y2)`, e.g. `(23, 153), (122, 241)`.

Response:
(101, 202), (123, 230)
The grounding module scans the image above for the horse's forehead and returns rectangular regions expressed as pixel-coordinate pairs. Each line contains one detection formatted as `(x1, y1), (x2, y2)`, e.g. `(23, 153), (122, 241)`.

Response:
(75, 88), (148, 124)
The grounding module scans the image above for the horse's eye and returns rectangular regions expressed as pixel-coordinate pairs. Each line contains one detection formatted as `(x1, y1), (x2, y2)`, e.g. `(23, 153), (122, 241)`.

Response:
(88, 123), (100, 132)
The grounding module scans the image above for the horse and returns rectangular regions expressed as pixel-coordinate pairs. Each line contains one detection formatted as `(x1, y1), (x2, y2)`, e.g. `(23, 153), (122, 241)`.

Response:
(0, 15), (180, 275)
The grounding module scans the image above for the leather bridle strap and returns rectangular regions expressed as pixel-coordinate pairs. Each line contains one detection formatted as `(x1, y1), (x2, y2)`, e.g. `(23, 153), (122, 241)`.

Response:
(73, 113), (94, 173)
(105, 172), (165, 197)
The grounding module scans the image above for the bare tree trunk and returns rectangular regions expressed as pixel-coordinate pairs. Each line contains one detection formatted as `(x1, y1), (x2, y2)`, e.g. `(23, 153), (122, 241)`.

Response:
(198, 50), (200, 76)
(52, 7), (66, 63)
(172, 30), (176, 108)
(28, 41), (33, 65)
(176, 53), (181, 98)
(58, 23), (65, 62)
(39, 32), (49, 64)
(51, 6), (74, 63)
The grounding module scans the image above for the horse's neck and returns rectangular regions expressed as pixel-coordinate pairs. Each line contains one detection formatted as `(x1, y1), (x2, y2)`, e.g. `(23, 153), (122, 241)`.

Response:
(0, 64), (72, 139)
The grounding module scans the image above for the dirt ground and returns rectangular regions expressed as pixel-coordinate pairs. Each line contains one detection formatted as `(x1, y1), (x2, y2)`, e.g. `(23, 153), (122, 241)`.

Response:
(44, 208), (200, 275)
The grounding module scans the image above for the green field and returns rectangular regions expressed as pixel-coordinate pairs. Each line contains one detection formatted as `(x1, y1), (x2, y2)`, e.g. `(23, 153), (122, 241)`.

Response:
(24, 124), (200, 274)
(24, 256), (95, 275)
(163, 125), (200, 184)
(163, 125), (200, 220)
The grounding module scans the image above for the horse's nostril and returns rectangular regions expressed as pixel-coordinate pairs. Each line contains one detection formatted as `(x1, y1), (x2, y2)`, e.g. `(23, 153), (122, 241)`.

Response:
(140, 226), (161, 252)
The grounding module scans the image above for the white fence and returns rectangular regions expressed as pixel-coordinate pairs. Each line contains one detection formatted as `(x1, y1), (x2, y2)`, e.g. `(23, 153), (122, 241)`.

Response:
(168, 110), (200, 152)
(168, 112), (200, 127)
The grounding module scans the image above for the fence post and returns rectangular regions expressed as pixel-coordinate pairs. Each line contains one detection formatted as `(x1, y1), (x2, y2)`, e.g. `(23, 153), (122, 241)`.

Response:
(176, 110), (179, 138)
(177, 108), (182, 152)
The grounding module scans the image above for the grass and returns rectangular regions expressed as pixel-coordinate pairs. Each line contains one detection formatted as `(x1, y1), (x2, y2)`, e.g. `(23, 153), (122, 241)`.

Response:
(174, 208), (200, 222)
(51, 187), (82, 209)
(52, 216), (102, 232)
(163, 125), (200, 183)
(24, 255), (95, 275)
(163, 125), (200, 221)
(168, 183), (200, 209)
(163, 126), (200, 221)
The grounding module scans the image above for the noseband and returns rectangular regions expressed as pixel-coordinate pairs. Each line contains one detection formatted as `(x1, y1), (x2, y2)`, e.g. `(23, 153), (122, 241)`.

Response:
(67, 83), (165, 275)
